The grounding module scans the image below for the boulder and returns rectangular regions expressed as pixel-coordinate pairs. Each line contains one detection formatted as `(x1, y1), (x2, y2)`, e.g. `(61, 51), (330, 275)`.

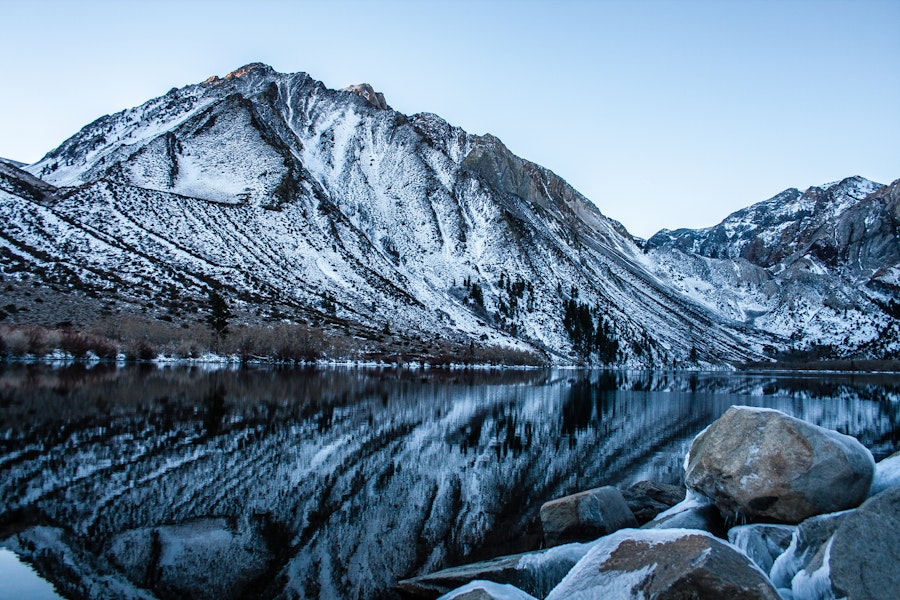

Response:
(395, 540), (597, 599)
(540, 486), (637, 547)
(807, 486), (900, 600)
(620, 480), (686, 524)
(685, 406), (874, 523)
(869, 449), (900, 497)
(728, 523), (796, 574)
(437, 580), (538, 600)
(545, 528), (780, 599)
(769, 509), (852, 591)
(641, 490), (727, 538)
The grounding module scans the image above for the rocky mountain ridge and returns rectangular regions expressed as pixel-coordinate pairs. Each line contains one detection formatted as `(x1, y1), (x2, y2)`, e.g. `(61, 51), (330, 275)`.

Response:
(645, 176), (900, 359)
(0, 63), (896, 364)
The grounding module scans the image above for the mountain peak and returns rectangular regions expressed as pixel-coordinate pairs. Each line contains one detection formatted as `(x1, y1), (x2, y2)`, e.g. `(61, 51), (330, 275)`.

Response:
(342, 83), (389, 110)
(203, 63), (275, 85)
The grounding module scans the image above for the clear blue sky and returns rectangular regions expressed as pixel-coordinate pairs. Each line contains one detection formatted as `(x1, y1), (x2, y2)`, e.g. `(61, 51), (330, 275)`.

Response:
(2, 0), (897, 238)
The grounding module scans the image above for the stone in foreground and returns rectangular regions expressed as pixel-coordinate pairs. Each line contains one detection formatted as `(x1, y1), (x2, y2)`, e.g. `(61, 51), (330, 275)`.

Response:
(540, 486), (637, 547)
(545, 528), (780, 600)
(685, 406), (874, 523)
(778, 487), (900, 600)
(396, 541), (596, 599)
(437, 580), (538, 600)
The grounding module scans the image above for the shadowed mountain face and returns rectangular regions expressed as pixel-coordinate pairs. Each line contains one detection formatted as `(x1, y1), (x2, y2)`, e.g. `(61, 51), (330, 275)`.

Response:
(1, 366), (898, 599)
(645, 177), (900, 359)
(0, 64), (771, 366)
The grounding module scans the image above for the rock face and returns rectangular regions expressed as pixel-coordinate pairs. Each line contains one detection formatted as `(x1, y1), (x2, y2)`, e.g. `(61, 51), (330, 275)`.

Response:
(396, 541), (596, 599)
(341, 83), (389, 109)
(545, 528), (780, 600)
(685, 406), (875, 523)
(539, 486), (637, 547)
(620, 480), (685, 524)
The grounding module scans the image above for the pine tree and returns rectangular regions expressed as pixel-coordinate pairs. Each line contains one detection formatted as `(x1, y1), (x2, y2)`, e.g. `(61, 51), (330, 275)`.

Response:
(206, 289), (232, 351)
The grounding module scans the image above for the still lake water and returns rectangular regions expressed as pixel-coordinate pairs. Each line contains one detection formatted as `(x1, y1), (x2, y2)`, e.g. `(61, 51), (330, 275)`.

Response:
(0, 364), (898, 599)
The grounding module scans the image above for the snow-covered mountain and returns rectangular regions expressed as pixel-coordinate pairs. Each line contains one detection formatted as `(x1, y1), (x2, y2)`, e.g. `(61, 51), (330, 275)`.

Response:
(0, 63), (771, 365)
(645, 176), (900, 359)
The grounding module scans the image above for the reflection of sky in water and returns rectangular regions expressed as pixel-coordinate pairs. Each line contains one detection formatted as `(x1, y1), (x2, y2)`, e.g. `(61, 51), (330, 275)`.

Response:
(0, 365), (898, 599)
(0, 549), (65, 600)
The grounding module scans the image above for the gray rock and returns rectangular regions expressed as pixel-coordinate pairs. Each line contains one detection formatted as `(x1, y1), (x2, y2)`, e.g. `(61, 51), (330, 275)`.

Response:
(395, 541), (597, 599)
(540, 486), (638, 547)
(437, 580), (538, 600)
(641, 500), (727, 538)
(825, 486), (900, 599)
(869, 449), (900, 497)
(728, 523), (796, 574)
(620, 480), (686, 524)
(546, 528), (780, 599)
(769, 510), (852, 589)
(685, 406), (874, 523)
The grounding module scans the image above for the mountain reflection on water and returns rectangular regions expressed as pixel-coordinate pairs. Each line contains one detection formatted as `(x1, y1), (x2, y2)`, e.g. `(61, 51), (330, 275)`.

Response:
(1, 364), (898, 599)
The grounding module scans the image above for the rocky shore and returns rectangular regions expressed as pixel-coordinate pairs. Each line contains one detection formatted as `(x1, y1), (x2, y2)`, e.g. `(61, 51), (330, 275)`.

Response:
(397, 405), (900, 599)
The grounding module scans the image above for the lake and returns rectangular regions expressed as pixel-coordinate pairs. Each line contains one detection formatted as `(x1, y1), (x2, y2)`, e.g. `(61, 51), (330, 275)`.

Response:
(1, 364), (898, 599)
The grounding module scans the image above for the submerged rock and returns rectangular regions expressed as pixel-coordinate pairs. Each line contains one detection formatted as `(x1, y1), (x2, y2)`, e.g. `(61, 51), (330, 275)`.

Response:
(685, 406), (874, 523)
(395, 541), (597, 599)
(540, 486), (637, 547)
(545, 528), (780, 599)
(105, 517), (271, 600)
(620, 480), (686, 524)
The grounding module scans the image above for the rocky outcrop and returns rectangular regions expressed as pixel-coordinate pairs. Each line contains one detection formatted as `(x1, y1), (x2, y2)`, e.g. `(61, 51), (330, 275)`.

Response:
(539, 486), (637, 547)
(619, 480), (685, 524)
(342, 83), (389, 109)
(685, 406), (874, 523)
(545, 529), (780, 600)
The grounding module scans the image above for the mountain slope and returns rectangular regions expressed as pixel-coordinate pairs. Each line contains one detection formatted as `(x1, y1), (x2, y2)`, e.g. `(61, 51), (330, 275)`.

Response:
(0, 63), (769, 365)
(645, 176), (900, 358)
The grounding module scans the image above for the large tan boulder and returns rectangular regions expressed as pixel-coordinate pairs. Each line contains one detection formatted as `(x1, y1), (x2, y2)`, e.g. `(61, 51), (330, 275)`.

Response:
(545, 528), (780, 599)
(685, 406), (874, 523)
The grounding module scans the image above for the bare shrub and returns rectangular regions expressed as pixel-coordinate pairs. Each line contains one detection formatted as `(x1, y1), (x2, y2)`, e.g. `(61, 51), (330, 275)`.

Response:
(59, 330), (118, 359)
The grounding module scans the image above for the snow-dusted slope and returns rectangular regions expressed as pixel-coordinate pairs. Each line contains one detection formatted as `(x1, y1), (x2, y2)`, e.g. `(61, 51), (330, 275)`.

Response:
(1, 63), (769, 365)
(645, 177), (900, 358)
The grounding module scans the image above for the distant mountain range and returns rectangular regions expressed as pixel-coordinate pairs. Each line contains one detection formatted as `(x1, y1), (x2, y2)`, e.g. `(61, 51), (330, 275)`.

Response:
(1, 63), (897, 365)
